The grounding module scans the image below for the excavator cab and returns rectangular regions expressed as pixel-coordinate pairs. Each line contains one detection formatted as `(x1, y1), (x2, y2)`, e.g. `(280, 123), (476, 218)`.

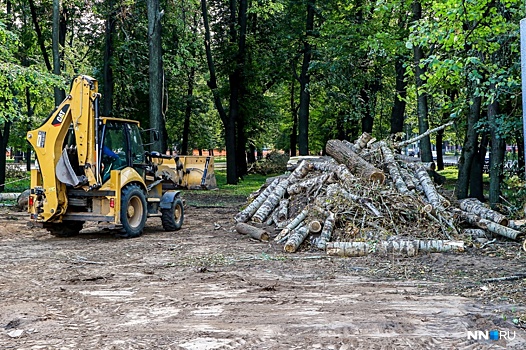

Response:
(99, 119), (145, 182)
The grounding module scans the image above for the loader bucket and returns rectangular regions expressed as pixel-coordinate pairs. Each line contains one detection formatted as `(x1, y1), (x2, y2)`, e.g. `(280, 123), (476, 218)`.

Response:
(180, 156), (217, 190)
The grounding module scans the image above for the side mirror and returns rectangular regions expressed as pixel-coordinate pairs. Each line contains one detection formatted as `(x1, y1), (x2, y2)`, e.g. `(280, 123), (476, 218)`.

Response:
(152, 130), (160, 142)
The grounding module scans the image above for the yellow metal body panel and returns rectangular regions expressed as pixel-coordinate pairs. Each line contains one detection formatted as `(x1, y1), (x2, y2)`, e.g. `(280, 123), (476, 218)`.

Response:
(99, 168), (146, 224)
(153, 155), (217, 189)
(27, 76), (100, 221)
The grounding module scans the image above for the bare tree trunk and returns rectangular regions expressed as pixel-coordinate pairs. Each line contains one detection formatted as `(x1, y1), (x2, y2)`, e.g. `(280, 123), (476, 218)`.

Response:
(28, 0), (52, 71)
(412, 0), (432, 163)
(0, 122), (12, 193)
(488, 81), (505, 207)
(52, 0), (64, 105)
(102, 0), (115, 116)
(297, 0), (315, 156)
(456, 86), (481, 199)
(181, 65), (195, 155)
(147, 0), (166, 152)
(290, 78), (298, 156)
(390, 56), (407, 134)
(201, 0), (236, 184)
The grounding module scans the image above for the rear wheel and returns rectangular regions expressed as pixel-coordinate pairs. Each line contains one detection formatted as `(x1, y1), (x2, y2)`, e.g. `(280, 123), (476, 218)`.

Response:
(119, 184), (147, 238)
(47, 221), (84, 237)
(161, 197), (184, 231)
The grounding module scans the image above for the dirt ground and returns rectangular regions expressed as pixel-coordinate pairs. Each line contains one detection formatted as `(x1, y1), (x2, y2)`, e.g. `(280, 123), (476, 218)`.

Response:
(1, 193), (526, 350)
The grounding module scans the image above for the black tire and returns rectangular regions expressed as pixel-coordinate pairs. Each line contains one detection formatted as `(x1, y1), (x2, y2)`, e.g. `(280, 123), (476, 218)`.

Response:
(47, 221), (84, 237)
(161, 197), (184, 231)
(119, 184), (147, 238)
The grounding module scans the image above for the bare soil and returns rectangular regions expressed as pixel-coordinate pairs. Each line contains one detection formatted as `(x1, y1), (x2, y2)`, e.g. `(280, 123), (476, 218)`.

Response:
(1, 193), (526, 349)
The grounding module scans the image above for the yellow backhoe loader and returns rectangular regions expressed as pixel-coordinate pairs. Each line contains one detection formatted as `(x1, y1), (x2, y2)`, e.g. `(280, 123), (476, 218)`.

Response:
(27, 75), (216, 237)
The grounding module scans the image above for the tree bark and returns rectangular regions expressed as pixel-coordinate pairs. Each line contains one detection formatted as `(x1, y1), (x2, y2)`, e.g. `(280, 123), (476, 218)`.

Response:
(390, 55), (407, 134)
(290, 78), (298, 156)
(412, 0), (432, 162)
(235, 223), (269, 242)
(458, 198), (508, 226)
(201, 0), (236, 184)
(488, 82), (505, 208)
(297, 0), (315, 156)
(181, 65), (195, 155)
(284, 225), (309, 253)
(317, 212), (335, 250)
(234, 177), (281, 223)
(102, 0), (116, 116)
(326, 139), (385, 183)
(0, 122), (12, 193)
(52, 0), (64, 105)
(456, 85), (481, 199)
(147, 0), (166, 152)
(28, 0), (52, 71)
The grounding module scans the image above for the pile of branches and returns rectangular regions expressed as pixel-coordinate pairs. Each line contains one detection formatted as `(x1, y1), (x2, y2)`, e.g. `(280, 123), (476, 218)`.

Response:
(234, 127), (526, 257)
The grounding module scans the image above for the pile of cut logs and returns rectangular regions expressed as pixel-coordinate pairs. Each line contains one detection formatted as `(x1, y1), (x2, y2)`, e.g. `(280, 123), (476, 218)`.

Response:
(234, 130), (526, 257)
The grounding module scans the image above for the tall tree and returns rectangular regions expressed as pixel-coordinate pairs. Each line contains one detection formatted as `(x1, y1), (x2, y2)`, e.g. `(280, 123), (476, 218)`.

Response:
(297, 0), (315, 155)
(102, 0), (116, 116)
(411, 0), (432, 162)
(52, 0), (65, 105)
(201, 0), (237, 184)
(147, 0), (166, 152)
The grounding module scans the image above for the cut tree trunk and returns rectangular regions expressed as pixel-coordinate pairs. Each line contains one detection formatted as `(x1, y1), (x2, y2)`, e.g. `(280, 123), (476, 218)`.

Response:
(235, 223), (269, 242)
(399, 167), (416, 190)
(277, 199), (289, 222)
(326, 239), (464, 257)
(380, 143), (410, 195)
(353, 132), (372, 152)
(275, 207), (309, 241)
(414, 166), (444, 211)
(284, 225), (309, 253)
(308, 220), (322, 233)
(317, 212), (335, 250)
(453, 209), (520, 240)
(326, 139), (385, 183)
(287, 173), (330, 195)
(252, 178), (288, 223)
(235, 177), (281, 223)
(458, 198), (508, 226)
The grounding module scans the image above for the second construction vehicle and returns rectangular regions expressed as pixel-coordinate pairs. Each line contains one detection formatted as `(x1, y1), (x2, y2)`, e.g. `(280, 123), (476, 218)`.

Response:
(26, 75), (216, 237)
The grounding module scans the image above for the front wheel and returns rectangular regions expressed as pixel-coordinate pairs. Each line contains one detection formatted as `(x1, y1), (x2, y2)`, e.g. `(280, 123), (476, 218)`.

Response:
(161, 197), (184, 231)
(119, 184), (147, 238)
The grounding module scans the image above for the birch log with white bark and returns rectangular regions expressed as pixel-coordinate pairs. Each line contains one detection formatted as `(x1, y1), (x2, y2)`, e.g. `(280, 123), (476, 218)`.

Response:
(380, 143), (410, 195)
(326, 139), (385, 183)
(287, 173), (330, 195)
(396, 121), (454, 148)
(252, 178), (288, 223)
(453, 209), (520, 240)
(354, 132), (373, 152)
(414, 166), (444, 211)
(275, 207), (309, 241)
(235, 177), (281, 223)
(399, 167), (417, 190)
(317, 212), (335, 250)
(277, 199), (289, 222)
(308, 220), (322, 233)
(458, 198), (508, 226)
(284, 225), (310, 253)
(326, 239), (464, 257)
(235, 223), (270, 242)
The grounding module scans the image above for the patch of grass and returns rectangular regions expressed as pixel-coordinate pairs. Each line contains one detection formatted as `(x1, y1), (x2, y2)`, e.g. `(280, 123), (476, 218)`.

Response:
(180, 170), (271, 207)
(215, 170), (270, 197)
(438, 166), (458, 191)
(4, 170), (30, 193)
